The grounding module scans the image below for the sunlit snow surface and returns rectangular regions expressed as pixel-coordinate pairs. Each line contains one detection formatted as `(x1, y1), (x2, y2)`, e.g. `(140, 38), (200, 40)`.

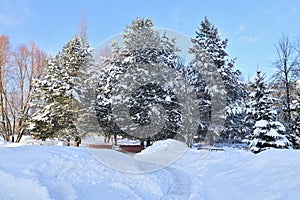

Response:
(0, 138), (300, 200)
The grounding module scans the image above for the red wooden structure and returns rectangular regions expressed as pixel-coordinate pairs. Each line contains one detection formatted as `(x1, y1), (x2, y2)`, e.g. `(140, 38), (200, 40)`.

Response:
(86, 144), (113, 149)
(118, 144), (144, 153)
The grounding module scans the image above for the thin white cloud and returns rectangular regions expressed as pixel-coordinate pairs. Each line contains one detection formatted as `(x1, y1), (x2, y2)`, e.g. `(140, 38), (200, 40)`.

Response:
(263, 3), (281, 18)
(237, 35), (260, 43)
(0, 0), (31, 26)
(169, 7), (185, 27)
(277, 6), (298, 23)
(262, 0), (297, 23)
(238, 22), (246, 33)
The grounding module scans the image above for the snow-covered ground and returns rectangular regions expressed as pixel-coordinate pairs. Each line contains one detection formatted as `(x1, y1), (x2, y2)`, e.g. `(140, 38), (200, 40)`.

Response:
(0, 137), (299, 200)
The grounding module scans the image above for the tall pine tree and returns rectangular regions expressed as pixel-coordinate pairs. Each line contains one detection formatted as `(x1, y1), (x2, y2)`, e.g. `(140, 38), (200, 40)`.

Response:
(96, 18), (183, 144)
(190, 17), (246, 144)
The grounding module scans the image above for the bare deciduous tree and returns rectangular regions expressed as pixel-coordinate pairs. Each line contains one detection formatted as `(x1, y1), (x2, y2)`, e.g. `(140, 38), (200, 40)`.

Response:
(0, 37), (46, 142)
(13, 42), (47, 142)
(272, 35), (300, 128)
(0, 34), (11, 141)
(77, 10), (87, 46)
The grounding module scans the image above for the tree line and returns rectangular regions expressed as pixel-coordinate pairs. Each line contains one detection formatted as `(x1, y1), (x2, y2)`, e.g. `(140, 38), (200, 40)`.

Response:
(1, 17), (300, 153)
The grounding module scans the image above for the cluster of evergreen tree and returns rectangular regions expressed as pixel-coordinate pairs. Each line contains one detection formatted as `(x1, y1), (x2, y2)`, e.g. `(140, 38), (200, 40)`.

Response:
(188, 17), (296, 153)
(95, 17), (246, 147)
(26, 17), (300, 153)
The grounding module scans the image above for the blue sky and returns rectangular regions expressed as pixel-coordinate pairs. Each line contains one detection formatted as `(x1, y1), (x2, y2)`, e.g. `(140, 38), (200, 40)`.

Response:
(1, 0), (300, 79)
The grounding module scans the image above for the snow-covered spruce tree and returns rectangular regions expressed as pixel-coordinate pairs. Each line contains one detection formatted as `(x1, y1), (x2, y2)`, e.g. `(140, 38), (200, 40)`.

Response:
(27, 36), (95, 142)
(27, 57), (62, 140)
(289, 87), (300, 149)
(96, 18), (204, 146)
(71, 42), (99, 135)
(190, 17), (246, 144)
(189, 45), (226, 145)
(97, 18), (179, 143)
(245, 70), (291, 153)
(242, 80), (254, 136)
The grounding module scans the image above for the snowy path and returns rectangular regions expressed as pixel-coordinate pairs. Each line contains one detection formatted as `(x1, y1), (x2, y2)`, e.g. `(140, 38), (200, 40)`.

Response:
(162, 149), (212, 200)
(162, 166), (192, 199)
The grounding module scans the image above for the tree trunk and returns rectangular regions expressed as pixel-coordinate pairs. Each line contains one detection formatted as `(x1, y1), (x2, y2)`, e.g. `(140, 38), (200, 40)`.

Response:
(113, 135), (117, 146)
(104, 133), (111, 143)
(15, 128), (24, 143)
(284, 69), (291, 121)
(73, 136), (81, 147)
(146, 139), (151, 147)
(140, 140), (144, 147)
(66, 137), (70, 146)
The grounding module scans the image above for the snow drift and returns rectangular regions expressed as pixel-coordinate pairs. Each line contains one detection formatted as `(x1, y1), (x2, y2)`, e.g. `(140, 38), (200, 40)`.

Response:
(0, 139), (299, 199)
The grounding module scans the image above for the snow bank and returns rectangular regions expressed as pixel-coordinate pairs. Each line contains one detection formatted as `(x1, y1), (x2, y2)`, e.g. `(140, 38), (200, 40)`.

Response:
(133, 139), (188, 172)
(0, 145), (167, 200)
(0, 141), (299, 199)
(86, 139), (188, 173)
(0, 169), (51, 200)
(139, 139), (186, 154)
(202, 148), (300, 200)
